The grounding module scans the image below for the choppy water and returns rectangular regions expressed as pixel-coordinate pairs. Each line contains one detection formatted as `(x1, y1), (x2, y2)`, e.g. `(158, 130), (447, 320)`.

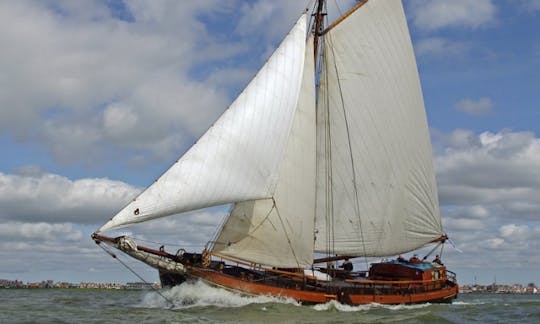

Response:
(1, 281), (539, 323)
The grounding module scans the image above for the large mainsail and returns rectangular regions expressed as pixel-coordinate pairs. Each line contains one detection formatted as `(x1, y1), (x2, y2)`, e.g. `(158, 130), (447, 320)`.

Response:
(314, 0), (443, 256)
(99, 14), (310, 232)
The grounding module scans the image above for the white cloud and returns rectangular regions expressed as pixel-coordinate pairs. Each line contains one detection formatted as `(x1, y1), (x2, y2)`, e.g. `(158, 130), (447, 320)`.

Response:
(0, 0), (368, 168)
(447, 218), (485, 231)
(415, 37), (470, 57)
(0, 222), (82, 242)
(103, 103), (139, 140)
(435, 130), (540, 276)
(235, 0), (310, 41)
(0, 170), (140, 224)
(520, 0), (540, 11)
(455, 97), (494, 115)
(436, 130), (540, 192)
(499, 224), (531, 241)
(409, 0), (497, 31)
(0, 1), (247, 164)
(485, 238), (504, 249)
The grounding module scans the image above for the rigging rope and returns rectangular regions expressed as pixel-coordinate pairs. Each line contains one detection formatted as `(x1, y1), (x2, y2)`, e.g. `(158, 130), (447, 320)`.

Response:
(273, 198), (302, 270)
(208, 204), (234, 251)
(95, 241), (176, 309)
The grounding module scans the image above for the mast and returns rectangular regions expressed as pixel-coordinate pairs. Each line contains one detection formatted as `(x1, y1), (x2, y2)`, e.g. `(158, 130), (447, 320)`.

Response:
(312, 0), (326, 67)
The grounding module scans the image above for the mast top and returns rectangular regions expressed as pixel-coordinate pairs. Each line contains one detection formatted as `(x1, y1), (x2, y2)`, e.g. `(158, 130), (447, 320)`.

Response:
(312, 0), (326, 66)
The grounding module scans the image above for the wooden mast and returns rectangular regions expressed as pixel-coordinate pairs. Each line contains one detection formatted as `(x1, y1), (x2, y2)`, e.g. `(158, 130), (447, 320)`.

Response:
(313, 0), (326, 67)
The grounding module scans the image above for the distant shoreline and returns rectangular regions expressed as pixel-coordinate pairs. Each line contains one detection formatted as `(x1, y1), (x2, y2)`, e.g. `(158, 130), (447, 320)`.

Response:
(0, 279), (160, 290)
(460, 283), (538, 294)
(2, 279), (538, 294)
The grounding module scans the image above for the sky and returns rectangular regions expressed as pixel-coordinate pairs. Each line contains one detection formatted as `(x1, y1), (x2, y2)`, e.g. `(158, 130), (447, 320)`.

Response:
(0, 0), (539, 286)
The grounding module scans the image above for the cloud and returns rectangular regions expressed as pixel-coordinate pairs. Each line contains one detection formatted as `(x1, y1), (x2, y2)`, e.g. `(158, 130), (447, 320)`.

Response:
(0, 169), (140, 224)
(0, 0), (364, 168)
(499, 224), (534, 241)
(0, 167), (227, 281)
(409, 0), (497, 31)
(519, 0), (540, 11)
(0, 1), (247, 164)
(436, 131), (540, 205)
(0, 222), (82, 242)
(414, 37), (470, 58)
(455, 97), (494, 115)
(235, 0), (312, 41)
(3, 128), (540, 282)
(434, 130), (540, 273)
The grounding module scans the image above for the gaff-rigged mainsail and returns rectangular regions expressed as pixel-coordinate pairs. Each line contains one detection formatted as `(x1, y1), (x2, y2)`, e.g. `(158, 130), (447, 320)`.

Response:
(314, 0), (442, 257)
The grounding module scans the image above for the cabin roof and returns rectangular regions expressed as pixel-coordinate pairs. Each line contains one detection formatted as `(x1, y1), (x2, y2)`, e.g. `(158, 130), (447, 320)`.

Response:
(382, 260), (435, 271)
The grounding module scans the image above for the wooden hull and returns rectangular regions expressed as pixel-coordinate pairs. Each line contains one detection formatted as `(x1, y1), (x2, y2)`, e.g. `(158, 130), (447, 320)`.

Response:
(92, 234), (458, 305)
(161, 265), (459, 305)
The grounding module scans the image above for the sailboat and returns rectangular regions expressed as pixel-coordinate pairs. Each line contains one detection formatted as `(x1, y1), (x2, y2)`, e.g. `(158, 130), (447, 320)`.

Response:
(93, 0), (459, 305)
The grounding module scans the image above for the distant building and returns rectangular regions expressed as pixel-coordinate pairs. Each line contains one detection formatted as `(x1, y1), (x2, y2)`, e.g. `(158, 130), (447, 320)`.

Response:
(126, 282), (160, 290)
(460, 284), (538, 294)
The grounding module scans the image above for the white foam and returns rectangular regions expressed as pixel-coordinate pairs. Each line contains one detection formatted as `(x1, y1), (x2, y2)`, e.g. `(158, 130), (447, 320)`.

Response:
(312, 300), (432, 312)
(312, 300), (373, 312)
(451, 301), (486, 306)
(140, 281), (444, 311)
(140, 280), (300, 309)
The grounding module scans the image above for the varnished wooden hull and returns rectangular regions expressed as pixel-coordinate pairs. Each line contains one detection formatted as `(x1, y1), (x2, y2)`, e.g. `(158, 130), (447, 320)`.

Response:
(162, 265), (459, 305)
(92, 233), (458, 305)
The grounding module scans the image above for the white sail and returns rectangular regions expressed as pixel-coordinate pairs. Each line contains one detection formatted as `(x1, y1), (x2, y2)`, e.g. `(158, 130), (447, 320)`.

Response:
(100, 14), (309, 232)
(212, 35), (316, 268)
(314, 0), (443, 256)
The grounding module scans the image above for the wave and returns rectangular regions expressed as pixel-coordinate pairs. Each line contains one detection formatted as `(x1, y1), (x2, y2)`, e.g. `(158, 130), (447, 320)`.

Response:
(312, 300), (432, 312)
(139, 280), (300, 309)
(139, 281), (472, 313)
(451, 301), (487, 306)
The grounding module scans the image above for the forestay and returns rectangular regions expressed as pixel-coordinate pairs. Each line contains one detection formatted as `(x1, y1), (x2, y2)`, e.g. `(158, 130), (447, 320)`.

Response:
(314, 0), (443, 256)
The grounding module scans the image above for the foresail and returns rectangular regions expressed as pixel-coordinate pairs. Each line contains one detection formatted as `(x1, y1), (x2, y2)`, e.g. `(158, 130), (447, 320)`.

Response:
(315, 0), (442, 256)
(99, 14), (309, 232)
(212, 35), (316, 268)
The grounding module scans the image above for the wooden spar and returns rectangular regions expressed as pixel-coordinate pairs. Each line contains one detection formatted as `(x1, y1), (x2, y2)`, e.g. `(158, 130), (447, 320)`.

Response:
(430, 234), (448, 243)
(312, 0), (325, 66)
(92, 232), (177, 259)
(93, 232), (308, 279)
(321, 0), (369, 35)
(313, 255), (354, 264)
(346, 278), (448, 285)
(314, 234), (448, 264)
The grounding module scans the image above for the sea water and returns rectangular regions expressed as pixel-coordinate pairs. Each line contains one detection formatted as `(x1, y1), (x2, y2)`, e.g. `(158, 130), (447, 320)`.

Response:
(1, 281), (539, 323)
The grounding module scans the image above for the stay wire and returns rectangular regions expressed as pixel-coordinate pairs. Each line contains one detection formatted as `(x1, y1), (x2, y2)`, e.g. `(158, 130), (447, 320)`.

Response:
(96, 242), (176, 308)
